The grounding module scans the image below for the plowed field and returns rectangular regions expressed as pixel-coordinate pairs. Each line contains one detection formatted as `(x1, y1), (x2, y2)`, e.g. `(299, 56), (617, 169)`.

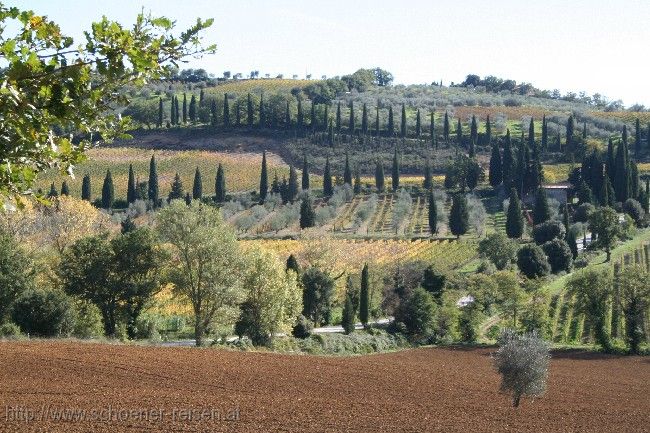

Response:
(0, 342), (648, 432)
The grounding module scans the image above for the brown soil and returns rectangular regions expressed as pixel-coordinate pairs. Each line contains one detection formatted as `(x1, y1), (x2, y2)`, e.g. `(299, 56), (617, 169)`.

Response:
(0, 342), (648, 432)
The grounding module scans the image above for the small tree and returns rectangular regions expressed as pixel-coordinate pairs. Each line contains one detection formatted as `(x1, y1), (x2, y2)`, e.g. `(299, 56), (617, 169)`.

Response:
(0, 233), (34, 322)
(127, 164), (136, 204)
(192, 167), (203, 200)
(589, 206), (621, 261)
(567, 268), (613, 351)
(101, 170), (114, 209)
(341, 282), (356, 335)
(449, 193), (469, 239)
(168, 173), (184, 201)
(215, 163), (226, 202)
(359, 264), (370, 327)
(493, 330), (550, 408)
(478, 232), (517, 270)
(148, 155), (159, 206)
(301, 266), (335, 326)
(421, 265), (445, 304)
(299, 196), (315, 229)
(506, 188), (524, 239)
(11, 288), (74, 337)
(375, 161), (385, 192)
(259, 150), (268, 203)
(81, 174), (92, 201)
(323, 157), (333, 197)
(618, 267), (650, 354)
(517, 244), (550, 279)
(533, 188), (551, 225)
(542, 239), (573, 274)
(395, 286), (437, 338)
(428, 189), (438, 235)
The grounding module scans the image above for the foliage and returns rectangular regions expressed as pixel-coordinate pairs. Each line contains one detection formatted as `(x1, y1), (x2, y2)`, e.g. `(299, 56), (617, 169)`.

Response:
(542, 239), (573, 274)
(0, 231), (34, 321)
(618, 266), (650, 354)
(394, 287), (437, 339)
(589, 206), (623, 261)
(292, 314), (313, 339)
(506, 188), (524, 239)
(532, 221), (566, 245)
(567, 268), (613, 351)
(449, 193), (469, 238)
(301, 266), (335, 326)
(493, 329), (550, 408)
(517, 244), (551, 279)
(478, 232), (517, 270)
(11, 288), (75, 337)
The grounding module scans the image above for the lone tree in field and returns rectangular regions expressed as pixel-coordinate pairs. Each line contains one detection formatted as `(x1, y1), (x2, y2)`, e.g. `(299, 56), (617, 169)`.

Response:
(192, 167), (203, 200)
(215, 163), (226, 203)
(81, 174), (92, 201)
(148, 155), (159, 206)
(493, 329), (550, 408)
(449, 193), (469, 239)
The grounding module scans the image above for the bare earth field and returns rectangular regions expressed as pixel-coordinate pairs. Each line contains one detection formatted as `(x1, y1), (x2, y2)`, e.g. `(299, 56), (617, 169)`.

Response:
(0, 342), (648, 432)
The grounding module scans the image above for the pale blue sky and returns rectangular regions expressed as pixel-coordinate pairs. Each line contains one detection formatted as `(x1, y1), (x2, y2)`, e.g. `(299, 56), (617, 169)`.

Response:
(17, 0), (650, 106)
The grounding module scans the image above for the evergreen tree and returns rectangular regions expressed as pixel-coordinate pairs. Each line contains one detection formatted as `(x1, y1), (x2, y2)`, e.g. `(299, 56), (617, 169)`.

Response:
(222, 93), (230, 127)
(614, 138), (630, 202)
(101, 169), (114, 209)
(423, 159), (433, 190)
(359, 264), (370, 327)
(235, 100), (241, 126)
(506, 188), (524, 239)
(170, 96), (176, 124)
(182, 93), (187, 123)
(299, 196), (315, 229)
(168, 173), (184, 201)
(297, 98), (304, 132)
(323, 157), (333, 196)
(470, 115), (478, 144)
(566, 114), (575, 154)
(634, 117), (642, 159)
(430, 111), (437, 148)
(247, 93), (254, 127)
(210, 99), (217, 126)
(541, 114), (548, 150)
(199, 89), (204, 104)
(428, 189), (437, 235)
(301, 155), (310, 190)
(284, 100), (291, 128)
(489, 142), (503, 188)
(348, 101), (355, 133)
(192, 167), (202, 200)
(286, 254), (300, 274)
(323, 105), (329, 131)
(391, 147), (400, 191)
(387, 106), (395, 136)
(443, 111), (450, 143)
(341, 285), (356, 335)
(335, 101), (341, 132)
(401, 103), (407, 138)
(528, 117), (535, 149)
(175, 95), (180, 124)
(416, 109), (422, 138)
(375, 106), (380, 137)
(456, 117), (463, 146)
(288, 165), (299, 203)
(48, 182), (58, 198)
(533, 188), (551, 225)
(158, 98), (163, 127)
(361, 103), (368, 135)
(502, 129), (514, 189)
(215, 163), (226, 203)
(189, 95), (197, 122)
(343, 153), (352, 185)
(258, 93), (265, 128)
(148, 155), (159, 206)
(354, 168), (361, 194)
(259, 151), (268, 203)
(469, 139), (476, 158)
(60, 180), (69, 196)
(310, 101), (316, 130)
(81, 174), (91, 201)
(449, 193), (469, 239)
(127, 164), (136, 204)
(485, 114), (492, 146)
(375, 160), (385, 192)
(328, 120), (334, 147)
(184, 192), (191, 205)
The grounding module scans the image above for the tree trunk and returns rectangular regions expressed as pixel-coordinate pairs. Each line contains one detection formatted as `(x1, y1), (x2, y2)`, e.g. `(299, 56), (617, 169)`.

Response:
(194, 317), (204, 347)
(513, 393), (521, 408)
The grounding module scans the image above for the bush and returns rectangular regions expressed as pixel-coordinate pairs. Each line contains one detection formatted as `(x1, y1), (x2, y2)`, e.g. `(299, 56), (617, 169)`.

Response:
(493, 329), (550, 407)
(573, 203), (595, 223)
(292, 314), (313, 339)
(0, 322), (22, 338)
(72, 300), (104, 339)
(622, 199), (645, 225)
(532, 221), (565, 245)
(517, 244), (551, 279)
(11, 288), (76, 337)
(394, 287), (437, 338)
(478, 232), (517, 270)
(542, 239), (573, 274)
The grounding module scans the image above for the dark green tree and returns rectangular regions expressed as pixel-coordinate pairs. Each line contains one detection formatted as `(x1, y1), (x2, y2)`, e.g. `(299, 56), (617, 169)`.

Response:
(470, 115), (478, 144)
(222, 93), (230, 127)
(168, 173), (184, 201)
(158, 98), (163, 127)
(443, 111), (450, 143)
(485, 114), (492, 146)
(81, 174), (91, 201)
(101, 170), (114, 209)
(247, 93), (254, 127)
(449, 193), (469, 239)
(258, 93), (266, 128)
(301, 155), (310, 190)
(502, 129), (514, 189)
(361, 103), (368, 135)
(423, 159), (433, 190)
(634, 118), (642, 159)
(259, 151), (268, 203)
(335, 101), (341, 132)
(343, 153), (352, 186)
(323, 157), (333, 196)
(354, 168), (361, 194)
(613, 138), (630, 202)
(375, 160), (385, 192)
(348, 101), (355, 133)
(299, 196), (315, 229)
(489, 142), (503, 188)
(297, 98), (304, 132)
(533, 188), (551, 225)
(192, 167), (202, 200)
(127, 164), (136, 204)
(565, 114), (575, 154)
(189, 94), (197, 122)
(60, 181), (69, 196)
(391, 147), (400, 191)
(430, 111), (437, 148)
(288, 165), (299, 203)
(47, 182), (58, 198)
(456, 117), (463, 146)
(341, 287), (356, 335)
(215, 163), (226, 202)
(182, 93), (187, 123)
(541, 114), (548, 150)
(400, 103), (407, 138)
(506, 188), (524, 239)
(415, 109), (422, 138)
(387, 106), (395, 136)
(301, 267), (334, 325)
(286, 254), (300, 274)
(428, 189), (437, 235)
(359, 264), (370, 327)
(148, 155), (159, 206)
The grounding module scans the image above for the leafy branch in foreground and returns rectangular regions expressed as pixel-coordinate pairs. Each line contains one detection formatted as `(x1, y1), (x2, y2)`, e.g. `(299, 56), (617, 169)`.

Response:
(0, 3), (216, 198)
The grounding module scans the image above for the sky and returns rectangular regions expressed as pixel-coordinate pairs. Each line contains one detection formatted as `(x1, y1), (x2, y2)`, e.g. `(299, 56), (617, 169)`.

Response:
(18, 0), (650, 106)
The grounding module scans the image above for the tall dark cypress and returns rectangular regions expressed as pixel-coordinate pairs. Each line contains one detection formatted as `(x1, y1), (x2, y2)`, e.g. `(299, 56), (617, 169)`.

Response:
(533, 187), (551, 225)
(101, 169), (114, 209)
(335, 101), (341, 132)
(634, 118), (642, 159)
(506, 188), (524, 239)
(158, 98), (163, 127)
(81, 174), (91, 201)
(416, 109), (422, 138)
(456, 117), (462, 146)
(375, 160), (385, 192)
(387, 106), (394, 136)
(247, 93), (254, 127)
(443, 111), (450, 143)
(400, 104), (407, 138)
(614, 136), (630, 202)
(428, 189), (437, 235)
(302, 155), (310, 190)
(528, 117), (535, 149)
(48, 182), (58, 198)
(193, 167), (203, 200)
(328, 120), (334, 147)
(343, 153), (352, 186)
(391, 147), (400, 191)
(430, 111), (436, 148)
(258, 93), (265, 128)
(297, 99), (304, 132)
(148, 155), (159, 206)
(210, 100), (218, 126)
(541, 114), (548, 150)
(361, 103), (368, 135)
(375, 106), (380, 137)
(582, 121), (587, 139)
(127, 164), (136, 204)
(565, 114), (575, 153)
(470, 115), (478, 144)
(285, 101), (291, 129)
(502, 129), (514, 189)
(485, 114), (491, 146)
(189, 95), (197, 122)
(182, 93), (187, 123)
(222, 94), (230, 127)
(235, 101), (241, 127)
(288, 165), (299, 203)
(323, 105), (329, 132)
(175, 96), (180, 124)
(448, 193), (469, 239)
(354, 168), (361, 194)
(170, 96), (176, 125)
(359, 264), (370, 327)
(259, 151), (268, 203)
(423, 159), (433, 190)
(310, 101), (316, 130)
(168, 173), (184, 201)
(215, 163), (226, 203)
(60, 181), (69, 196)
(348, 102), (355, 133)
(489, 142), (502, 188)
(323, 157), (333, 197)
(299, 196), (315, 229)
(606, 138), (616, 184)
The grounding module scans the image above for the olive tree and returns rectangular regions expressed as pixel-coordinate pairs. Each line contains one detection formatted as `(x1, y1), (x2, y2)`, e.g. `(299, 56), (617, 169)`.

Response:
(157, 201), (245, 346)
(493, 329), (550, 407)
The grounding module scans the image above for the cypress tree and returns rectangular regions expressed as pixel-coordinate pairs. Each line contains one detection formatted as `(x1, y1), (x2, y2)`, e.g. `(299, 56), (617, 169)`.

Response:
(158, 98), (163, 127)
(566, 114), (574, 153)
(528, 117), (535, 149)
(470, 115), (478, 144)
(323, 105), (329, 131)
(258, 93), (265, 128)
(288, 165), (299, 203)
(443, 111), (450, 143)
(582, 121), (587, 139)
(506, 188), (524, 239)
(259, 151), (268, 203)
(247, 93), (254, 127)
(285, 101), (291, 129)
(485, 114), (492, 146)
(336, 101), (341, 132)
(606, 138), (616, 184)
(302, 155), (310, 190)
(361, 103), (368, 135)
(148, 155), (159, 206)
(235, 100), (241, 127)
(634, 118), (642, 159)
(192, 167), (203, 200)
(297, 99), (304, 132)
(210, 99), (218, 126)
(489, 142), (502, 188)
(286, 254), (300, 274)
(189, 95), (197, 122)
(423, 159), (433, 190)
(502, 129), (514, 189)
(348, 102), (355, 133)
(168, 173), (184, 201)
(48, 182), (58, 198)
(375, 160), (385, 192)
(449, 193), (469, 239)
(328, 120), (334, 147)
(184, 192), (192, 205)
(400, 103), (407, 138)
(81, 174), (91, 201)
(341, 283), (356, 335)
(215, 163), (226, 203)
(354, 168), (361, 194)
(182, 93), (187, 123)
(127, 164), (136, 204)
(323, 157), (333, 196)
(456, 117), (462, 146)
(416, 109), (422, 138)
(359, 264), (370, 327)
(60, 181), (69, 196)
(541, 114), (548, 150)
(430, 111), (437, 148)
(101, 170), (114, 209)
(533, 188), (551, 225)
(375, 106), (380, 137)
(428, 189), (437, 235)
(170, 96), (175, 124)
(175, 96), (180, 124)
(310, 101), (316, 130)
(387, 106), (394, 136)
(222, 94), (230, 127)
(343, 153), (352, 186)
(199, 88), (204, 104)
(563, 203), (570, 235)
(391, 147), (400, 191)
(469, 139), (476, 158)
(299, 196), (315, 229)
(614, 138), (630, 202)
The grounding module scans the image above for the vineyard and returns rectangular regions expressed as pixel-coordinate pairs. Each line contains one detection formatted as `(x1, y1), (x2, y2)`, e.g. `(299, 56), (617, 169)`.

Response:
(204, 78), (316, 96)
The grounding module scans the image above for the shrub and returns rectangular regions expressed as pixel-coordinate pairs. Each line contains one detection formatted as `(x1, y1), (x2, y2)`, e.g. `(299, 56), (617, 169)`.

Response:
(72, 300), (104, 339)
(573, 203), (595, 223)
(532, 221), (565, 245)
(394, 287), (437, 338)
(458, 303), (482, 343)
(478, 232), (517, 270)
(517, 244), (550, 279)
(11, 288), (76, 337)
(622, 199), (644, 225)
(542, 239), (573, 274)
(493, 329), (550, 407)
(0, 322), (22, 338)
(292, 315), (313, 339)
